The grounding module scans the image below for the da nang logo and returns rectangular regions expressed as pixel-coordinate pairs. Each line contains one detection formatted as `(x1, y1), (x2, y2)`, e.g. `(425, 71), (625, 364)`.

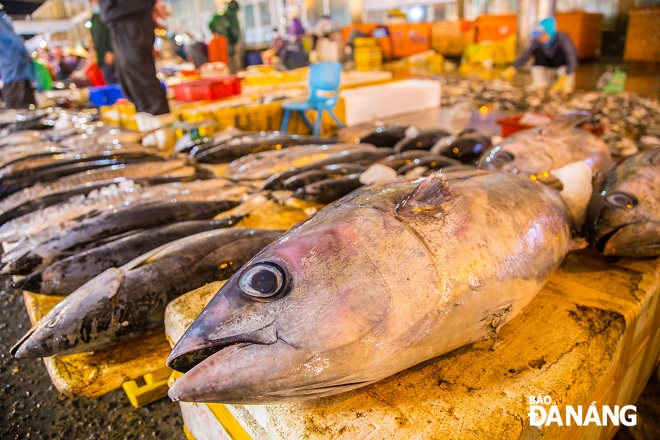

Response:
(528, 395), (637, 427)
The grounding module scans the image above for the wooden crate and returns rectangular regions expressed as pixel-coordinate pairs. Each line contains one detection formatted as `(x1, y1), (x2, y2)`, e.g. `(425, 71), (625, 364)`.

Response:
(556, 11), (604, 59)
(167, 252), (660, 439)
(623, 6), (660, 62)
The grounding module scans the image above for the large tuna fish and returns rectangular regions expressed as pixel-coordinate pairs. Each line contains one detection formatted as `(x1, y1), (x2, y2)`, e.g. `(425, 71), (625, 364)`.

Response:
(11, 228), (283, 358)
(167, 170), (574, 404)
(585, 149), (660, 257)
(477, 112), (613, 183)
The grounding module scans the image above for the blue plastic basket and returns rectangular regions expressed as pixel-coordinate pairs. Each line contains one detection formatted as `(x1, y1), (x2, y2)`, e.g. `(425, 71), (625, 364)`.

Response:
(89, 84), (124, 107)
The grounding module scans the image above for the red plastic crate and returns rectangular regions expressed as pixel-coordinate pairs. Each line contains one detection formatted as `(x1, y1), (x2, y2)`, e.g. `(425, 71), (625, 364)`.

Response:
(497, 114), (603, 137)
(171, 76), (241, 102)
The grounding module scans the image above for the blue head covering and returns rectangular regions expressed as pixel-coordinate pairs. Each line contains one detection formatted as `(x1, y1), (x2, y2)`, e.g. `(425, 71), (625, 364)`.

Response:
(532, 16), (557, 47)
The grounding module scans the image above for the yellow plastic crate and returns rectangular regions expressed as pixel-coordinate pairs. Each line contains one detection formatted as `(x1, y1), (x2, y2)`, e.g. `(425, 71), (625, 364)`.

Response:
(235, 101), (284, 132)
(117, 101), (138, 131)
(99, 104), (120, 126)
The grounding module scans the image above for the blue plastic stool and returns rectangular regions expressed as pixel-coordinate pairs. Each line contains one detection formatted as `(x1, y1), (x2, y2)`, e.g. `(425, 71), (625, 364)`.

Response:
(280, 61), (345, 137)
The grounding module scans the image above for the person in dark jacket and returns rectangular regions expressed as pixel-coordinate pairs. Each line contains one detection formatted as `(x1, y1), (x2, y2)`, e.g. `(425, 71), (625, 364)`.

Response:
(90, 0), (116, 84)
(503, 17), (578, 93)
(98, 0), (169, 115)
(0, 5), (37, 109)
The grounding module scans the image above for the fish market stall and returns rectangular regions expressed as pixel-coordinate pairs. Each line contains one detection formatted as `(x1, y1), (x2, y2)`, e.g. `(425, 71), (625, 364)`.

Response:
(2, 69), (659, 440)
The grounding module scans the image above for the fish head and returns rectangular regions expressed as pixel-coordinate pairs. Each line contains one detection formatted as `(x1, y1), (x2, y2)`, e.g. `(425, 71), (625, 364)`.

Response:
(168, 191), (441, 403)
(477, 132), (556, 180)
(586, 150), (660, 257)
(11, 268), (125, 358)
(446, 133), (492, 164)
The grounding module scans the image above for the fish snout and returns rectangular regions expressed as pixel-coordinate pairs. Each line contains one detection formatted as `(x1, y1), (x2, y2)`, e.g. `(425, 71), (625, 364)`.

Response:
(167, 318), (278, 373)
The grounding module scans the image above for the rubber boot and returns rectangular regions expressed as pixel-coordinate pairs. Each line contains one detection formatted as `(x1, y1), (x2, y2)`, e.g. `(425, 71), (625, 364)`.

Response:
(135, 112), (176, 153)
(526, 66), (549, 91)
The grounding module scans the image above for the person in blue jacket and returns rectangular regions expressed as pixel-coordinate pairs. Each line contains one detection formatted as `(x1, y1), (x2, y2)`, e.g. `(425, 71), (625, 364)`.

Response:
(0, 5), (37, 109)
(503, 17), (579, 93)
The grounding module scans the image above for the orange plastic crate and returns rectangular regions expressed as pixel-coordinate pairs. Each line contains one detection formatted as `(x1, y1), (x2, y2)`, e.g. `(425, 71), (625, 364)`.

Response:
(475, 14), (517, 43)
(556, 11), (604, 59)
(388, 23), (432, 59)
(341, 24), (378, 43)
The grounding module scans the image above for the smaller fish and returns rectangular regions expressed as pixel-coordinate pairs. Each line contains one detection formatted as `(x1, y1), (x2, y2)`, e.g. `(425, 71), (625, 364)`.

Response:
(14, 216), (245, 295)
(393, 128), (451, 153)
(585, 149), (660, 257)
(194, 133), (335, 164)
(0, 152), (164, 200)
(261, 149), (393, 190)
(293, 174), (363, 205)
(376, 150), (435, 170)
(11, 228), (284, 358)
(430, 131), (492, 165)
(280, 164), (367, 191)
(227, 144), (376, 181)
(3, 199), (240, 275)
(396, 155), (463, 175)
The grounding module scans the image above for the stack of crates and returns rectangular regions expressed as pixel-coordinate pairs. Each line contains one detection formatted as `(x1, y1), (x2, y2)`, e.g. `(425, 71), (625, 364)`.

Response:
(353, 38), (383, 71)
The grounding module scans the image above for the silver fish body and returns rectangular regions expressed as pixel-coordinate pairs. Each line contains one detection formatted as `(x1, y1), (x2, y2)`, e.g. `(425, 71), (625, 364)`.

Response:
(167, 170), (573, 404)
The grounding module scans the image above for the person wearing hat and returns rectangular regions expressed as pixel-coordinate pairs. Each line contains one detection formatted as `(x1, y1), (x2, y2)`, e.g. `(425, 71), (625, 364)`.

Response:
(502, 16), (578, 94)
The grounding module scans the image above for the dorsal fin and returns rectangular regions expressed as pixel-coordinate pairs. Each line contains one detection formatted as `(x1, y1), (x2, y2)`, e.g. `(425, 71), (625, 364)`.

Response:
(541, 111), (590, 136)
(396, 172), (452, 216)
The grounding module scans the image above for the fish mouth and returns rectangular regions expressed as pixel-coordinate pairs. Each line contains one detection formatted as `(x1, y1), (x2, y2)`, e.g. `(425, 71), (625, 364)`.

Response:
(167, 323), (278, 373)
(594, 226), (622, 254)
(11, 325), (39, 358)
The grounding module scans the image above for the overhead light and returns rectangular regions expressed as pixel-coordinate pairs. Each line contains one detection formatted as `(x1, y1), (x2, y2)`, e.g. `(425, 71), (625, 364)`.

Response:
(408, 6), (424, 21)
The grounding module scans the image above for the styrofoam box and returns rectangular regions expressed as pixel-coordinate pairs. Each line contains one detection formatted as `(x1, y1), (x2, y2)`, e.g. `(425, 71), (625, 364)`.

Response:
(340, 79), (441, 126)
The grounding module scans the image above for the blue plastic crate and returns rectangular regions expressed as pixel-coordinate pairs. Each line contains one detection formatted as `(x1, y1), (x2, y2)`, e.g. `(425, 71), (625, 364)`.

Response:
(89, 84), (124, 107)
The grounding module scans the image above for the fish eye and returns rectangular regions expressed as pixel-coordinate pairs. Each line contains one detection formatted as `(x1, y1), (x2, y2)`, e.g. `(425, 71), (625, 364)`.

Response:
(239, 263), (287, 300)
(650, 152), (660, 166)
(496, 151), (515, 162)
(605, 192), (638, 209)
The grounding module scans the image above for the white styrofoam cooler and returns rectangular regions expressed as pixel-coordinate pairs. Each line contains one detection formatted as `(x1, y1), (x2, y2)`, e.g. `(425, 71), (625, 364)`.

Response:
(339, 79), (441, 127)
